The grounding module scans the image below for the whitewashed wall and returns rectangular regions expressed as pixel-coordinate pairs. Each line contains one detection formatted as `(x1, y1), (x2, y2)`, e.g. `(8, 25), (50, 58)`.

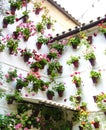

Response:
(0, 1), (106, 130)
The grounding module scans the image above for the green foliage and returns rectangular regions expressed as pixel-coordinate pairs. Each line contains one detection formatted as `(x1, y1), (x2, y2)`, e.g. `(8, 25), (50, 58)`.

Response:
(6, 69), (17, 83)
(72, 75), (81, 86)
(54, 82), (65, 92)
(67, 56), (80, 65)
(50, 42), (64, 51)
(84, 52), (96, 60)
(37, 35), (48, 44)
(3, 15), (15, 24)
(9, 0), (22, 10)
(68, 36), (80, 46)
(90, 70), (101, 78)
(46, 89), (55, 96)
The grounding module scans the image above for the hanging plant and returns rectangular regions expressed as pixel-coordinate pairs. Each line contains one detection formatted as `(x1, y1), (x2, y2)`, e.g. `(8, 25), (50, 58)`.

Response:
(33, 2), (43, 15)
(47, 49), (59, 60)
(49, 41), (65, 55)
(0, 40), (5, 52)
(72, 75), (82, 88)
(67, 56), (80, 68)
(5, 68), (17, 83)
(20, 48), (33, 62)
(90, 70), (101, 84)
(68, 35), (80, 49)
(84, 52), (96, 66)
(98, 23), (106, 38)
(46, 89), (55, 100)
(6, 38), (19, 55)
(36, 35), (49, 50)
(9, 0), (22, 15)
(22, 11), (29, 23)
(54, 82), (65, 97)
(2, 15), (15, 28)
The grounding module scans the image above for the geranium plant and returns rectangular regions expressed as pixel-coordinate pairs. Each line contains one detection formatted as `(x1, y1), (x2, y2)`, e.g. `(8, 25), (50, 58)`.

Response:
(0, 41), (5, 52)
(5, 68), (17, 83)
(84, 52), (96, 66)
(6, 38), (19, 54)
(20, 48), (33, 62)
(72, 75), (82, 88)
(2, 15), (15, 28)
(67, 56), (80, 68)
(68, 35), (80, 49)
(90, 70), (101, 84)
(33, 1), (43, 15)
(46, 89), (55, 100)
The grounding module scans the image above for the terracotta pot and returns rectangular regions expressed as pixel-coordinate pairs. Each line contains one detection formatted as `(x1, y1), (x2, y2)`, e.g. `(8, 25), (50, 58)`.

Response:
(47, 23), (52, 29)
(93, 95), (97, 102)
(13, 31), (19, 39)
(47, 93), (54, 100)
(35, 8), (42, 15)
(75, 83), (80, 88)
(58, 90), (64, 97)
(93, 122), (99, 128)
(89, 58), (96, 66)
(36, 42), (42, 50)
(23, 54), (30, 62)
(3, 19), (8, 28)
(87, 36), (92, 44)
(9, 47), (14, 55)
(23, 36), (29, 41)
(47, 68), (52, 75)
(76, 96), (81, 103)
(92, 77), (99, 84)
(16, 85), (23, 92)
(23, 15), (29, 23)
(72, 44), (78, 49)
(10, 5), (17, 15)
(7, 97), (14, 104)
(73, 60), (79, 68)
(80, 106), (86, 111)
(32, 67), (39, 72)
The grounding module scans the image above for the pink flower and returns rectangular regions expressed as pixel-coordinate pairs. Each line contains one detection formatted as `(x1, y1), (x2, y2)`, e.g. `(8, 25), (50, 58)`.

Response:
(0, 82), (3, 85)
(24, 128), (29, 130)
(32, 93), (35, 96)
(5, 74), (9, 78)
(15, 123), (22, 130)
(36, 117), (40, 122)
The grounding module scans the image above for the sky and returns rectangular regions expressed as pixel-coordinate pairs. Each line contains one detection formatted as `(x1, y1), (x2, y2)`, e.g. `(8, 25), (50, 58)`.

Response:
(55, 0), (106, 24)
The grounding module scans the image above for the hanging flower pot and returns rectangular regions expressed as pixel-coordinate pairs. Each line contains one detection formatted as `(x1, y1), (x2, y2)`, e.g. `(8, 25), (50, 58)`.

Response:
(34, 2), (42, 15)
(22, 11), (29, 23)
(2, 19), (9, 28)
(47, 23), (52, 29)
(84, 52), (96, 66)
(90, 70), (101, 84)
(46, 90), (55, 100)
(10, 5), (17, 15)
(57, 65), (63, 74)
(93, 95), (98, 102)
(75, 96), (81, 103)
(6, 94), (15, 104)
(2, 15), (15, 28)
(87, 35), (92, 44)
(36, 42), (43, 50)
(13, 31), (19, 39)
(67, 56), (80, 68)
(72, 75), (81, 88)
(35, 8), (42, 15)
(93, 118), (100, 129)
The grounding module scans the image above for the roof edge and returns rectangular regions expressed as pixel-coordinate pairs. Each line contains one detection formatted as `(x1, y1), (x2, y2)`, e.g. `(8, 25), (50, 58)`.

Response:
(47, 0), (81, 26)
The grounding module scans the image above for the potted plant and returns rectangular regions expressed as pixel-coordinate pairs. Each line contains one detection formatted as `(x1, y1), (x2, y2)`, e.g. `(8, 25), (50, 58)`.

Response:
(54, 82), (65, 97)
(2, 15), (15, 28)
(72, 75), (81, 88)
(46, 89), (55, 100)
(9, 0), (22, 15)
(93, 118), (100, 128)
(16, 78), (28, 91)
(68, 36), (80, 49)
(20, 48), (33, 62)
(5, 69), (17, 83)
(67, 56), (80, 68)
(33, 2), (42, 15)
(80, 102), (87, 111)
(22, 11), (29, 23)
(36, 22), (44, 33)
(90, 70), (101, 84)
(36, 35), (49, 50)
(47, 49), (59, 60)
(87, 35), (93, 44)
(47, 61), (63, 79)
(49, 42), (64, 55)
(84, 52), (96, 66)
(7, 38), (19, 54)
